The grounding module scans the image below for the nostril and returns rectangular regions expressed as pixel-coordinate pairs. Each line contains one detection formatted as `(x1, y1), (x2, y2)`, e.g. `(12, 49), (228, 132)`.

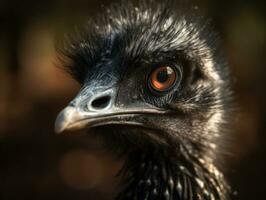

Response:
(91, 95), (111, 110)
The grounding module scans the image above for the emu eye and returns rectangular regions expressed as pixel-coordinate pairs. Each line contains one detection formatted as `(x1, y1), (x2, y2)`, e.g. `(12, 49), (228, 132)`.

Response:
(149, 66), (177, 93)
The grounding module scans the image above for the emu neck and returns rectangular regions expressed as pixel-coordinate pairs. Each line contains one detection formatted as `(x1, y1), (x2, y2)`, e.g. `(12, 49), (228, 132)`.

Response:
(116, 149), (229, 200)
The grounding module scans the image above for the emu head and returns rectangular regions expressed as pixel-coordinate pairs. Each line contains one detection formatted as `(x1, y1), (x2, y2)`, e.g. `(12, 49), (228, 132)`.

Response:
(55, 1), (232, 199)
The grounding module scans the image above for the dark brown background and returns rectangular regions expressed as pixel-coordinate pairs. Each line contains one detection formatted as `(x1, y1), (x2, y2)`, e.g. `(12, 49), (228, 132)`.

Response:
(0, 0), (265, 199)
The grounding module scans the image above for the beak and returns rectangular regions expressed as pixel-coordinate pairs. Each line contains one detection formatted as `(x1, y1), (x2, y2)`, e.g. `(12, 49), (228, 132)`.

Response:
(55, 86), (117, 134)
(55, 106), (88, 134)
(55, 81), (167, 134)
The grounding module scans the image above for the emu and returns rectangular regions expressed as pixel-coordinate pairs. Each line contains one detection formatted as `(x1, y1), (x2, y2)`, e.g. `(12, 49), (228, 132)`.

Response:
(55, 1), (233, 199)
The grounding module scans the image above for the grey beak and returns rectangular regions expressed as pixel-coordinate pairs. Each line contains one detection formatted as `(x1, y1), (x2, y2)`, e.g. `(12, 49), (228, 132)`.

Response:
(55, 87), (115, 134)
(55, 106), (85, 134)
(54, 84), (166, 134)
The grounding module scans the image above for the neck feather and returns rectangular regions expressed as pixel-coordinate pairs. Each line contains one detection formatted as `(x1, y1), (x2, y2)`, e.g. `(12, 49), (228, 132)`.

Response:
(116, 146), (229, 200)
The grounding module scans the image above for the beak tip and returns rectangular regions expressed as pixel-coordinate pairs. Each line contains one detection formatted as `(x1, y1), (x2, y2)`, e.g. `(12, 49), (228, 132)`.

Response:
(54, 119), (66, 134)
(54, 125), (64, 134)
(54, 111), (67, 134)
(54, 106), (81, 134)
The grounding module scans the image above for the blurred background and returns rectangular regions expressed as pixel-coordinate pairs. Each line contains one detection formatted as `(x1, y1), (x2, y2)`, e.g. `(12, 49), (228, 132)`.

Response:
(0, 0), (265, 199)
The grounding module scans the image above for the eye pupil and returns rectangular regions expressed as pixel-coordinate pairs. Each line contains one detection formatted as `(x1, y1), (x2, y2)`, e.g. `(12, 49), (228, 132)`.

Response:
(157, 70), (169, 83)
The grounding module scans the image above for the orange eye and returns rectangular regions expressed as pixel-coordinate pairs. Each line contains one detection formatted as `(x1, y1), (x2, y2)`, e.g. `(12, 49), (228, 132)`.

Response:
(149, 66), (177, 92)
